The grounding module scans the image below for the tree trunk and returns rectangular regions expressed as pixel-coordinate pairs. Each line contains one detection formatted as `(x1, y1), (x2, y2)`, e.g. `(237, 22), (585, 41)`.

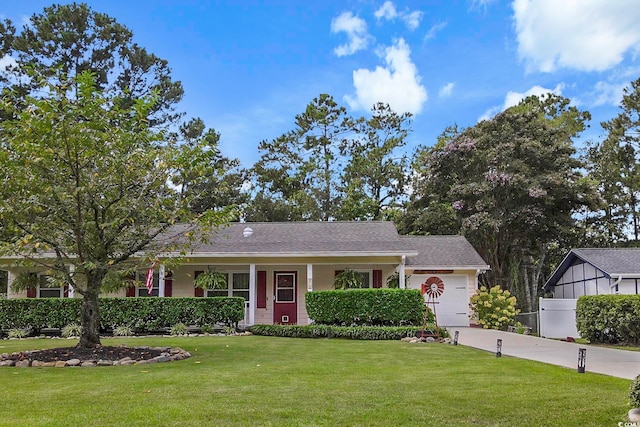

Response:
(78, 273), (103, 348)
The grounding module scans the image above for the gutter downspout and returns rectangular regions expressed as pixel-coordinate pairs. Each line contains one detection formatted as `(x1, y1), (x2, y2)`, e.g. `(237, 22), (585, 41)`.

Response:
(399, 256), (406, 289)
(611, 274), (622, 294)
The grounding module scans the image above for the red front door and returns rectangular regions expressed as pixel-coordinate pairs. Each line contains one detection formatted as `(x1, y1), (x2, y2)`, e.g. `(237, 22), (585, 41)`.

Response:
(273, 271), (297, 325)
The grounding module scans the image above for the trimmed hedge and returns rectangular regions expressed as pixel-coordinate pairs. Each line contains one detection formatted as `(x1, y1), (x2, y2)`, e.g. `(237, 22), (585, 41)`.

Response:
(0, 297), (245, 333)
(305, 288), (428, 326)
(249, 324), (449, 340)
(576, 295), (640, 344)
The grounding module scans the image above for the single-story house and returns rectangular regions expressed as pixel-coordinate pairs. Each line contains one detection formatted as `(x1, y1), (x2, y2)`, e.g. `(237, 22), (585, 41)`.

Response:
(544, 248), (640, 297)
(2, 222), (489, 327)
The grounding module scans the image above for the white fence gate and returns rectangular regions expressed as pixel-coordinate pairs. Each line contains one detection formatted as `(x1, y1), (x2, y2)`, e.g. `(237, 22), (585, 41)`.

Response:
(538, 298), (580, 339)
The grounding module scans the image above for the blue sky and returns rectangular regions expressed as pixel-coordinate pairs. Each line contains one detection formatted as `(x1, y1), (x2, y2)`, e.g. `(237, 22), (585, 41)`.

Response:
(2, 1), (640, 167)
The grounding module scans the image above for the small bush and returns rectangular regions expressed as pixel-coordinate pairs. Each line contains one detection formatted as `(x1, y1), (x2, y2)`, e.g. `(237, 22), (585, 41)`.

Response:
(112, 325), (133, 336)
(200, 324), (214, 334)
(249, 324), (448, 340)
(170, 323), (188, 336)
(576, 295), (640, 344)
(61, 323), (83, 338)
(469, 285), (518, 330)
(8, 327), (31, 338)
(631, 374), (640, 408)
(306, 288), (426, 326)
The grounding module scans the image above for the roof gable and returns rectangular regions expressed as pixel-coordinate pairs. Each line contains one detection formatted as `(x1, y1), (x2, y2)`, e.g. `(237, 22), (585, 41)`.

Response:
(545, 248), (640, 289)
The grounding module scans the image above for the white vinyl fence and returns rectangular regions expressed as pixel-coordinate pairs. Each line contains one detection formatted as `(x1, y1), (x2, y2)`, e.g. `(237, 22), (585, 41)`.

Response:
(538, 297), (580, 339)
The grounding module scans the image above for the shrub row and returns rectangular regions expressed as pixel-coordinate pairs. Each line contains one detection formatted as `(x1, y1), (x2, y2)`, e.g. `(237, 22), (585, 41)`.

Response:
(305, 288), (428, 326)
(249, 324), (448, 340)
(576, 295), (640, 344)
(0, 297), (245, 332)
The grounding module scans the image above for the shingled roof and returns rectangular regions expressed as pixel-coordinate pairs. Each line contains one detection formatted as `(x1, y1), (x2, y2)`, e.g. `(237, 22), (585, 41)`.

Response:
(544, 248), (640, 290)
(401, 235), (489, 269)
(170, 221), (415, 256)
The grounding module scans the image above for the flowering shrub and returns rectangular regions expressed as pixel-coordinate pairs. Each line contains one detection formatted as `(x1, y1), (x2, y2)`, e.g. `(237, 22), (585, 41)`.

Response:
(469, 285), (519, 330)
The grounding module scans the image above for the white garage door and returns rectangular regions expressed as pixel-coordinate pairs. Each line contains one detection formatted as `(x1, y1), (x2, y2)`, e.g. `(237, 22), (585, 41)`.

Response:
(408, 275), (469, 327)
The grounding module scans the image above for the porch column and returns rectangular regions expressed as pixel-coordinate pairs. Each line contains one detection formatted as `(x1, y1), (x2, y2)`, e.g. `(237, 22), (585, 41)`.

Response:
(249, 264), (256, 326)
(307, 264), (313, 292)
(307, 264), (313, 324)
(158, 264), (165, 297)
(6, 269), (14, 299)
(399, 255), (406, 289)
(68, 265), (75, 298)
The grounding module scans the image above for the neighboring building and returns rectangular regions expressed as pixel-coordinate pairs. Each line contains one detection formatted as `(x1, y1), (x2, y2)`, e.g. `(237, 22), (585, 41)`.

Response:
(544, 248), (640, 298)
(1, 222), (489, 327)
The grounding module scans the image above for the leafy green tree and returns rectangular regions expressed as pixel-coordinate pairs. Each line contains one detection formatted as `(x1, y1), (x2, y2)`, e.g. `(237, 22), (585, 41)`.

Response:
(0, 2), (183, 126)
(0, 71), (230, 348)
(339, 103), (411, 220)
(252, 94), (352, 221)
(177, 118), (249, 219)
(583, 77), (640, 244)
(403, 94), (595, 311)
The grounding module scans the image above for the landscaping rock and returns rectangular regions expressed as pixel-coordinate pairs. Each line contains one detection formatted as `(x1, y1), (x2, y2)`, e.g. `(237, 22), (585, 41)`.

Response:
(80, 361), (96, 367)
(0, 360), (15, 367)
(66, 359), (81, 366)
(55, 361), (66, 368)
(629, 408), (640, 422)
(15, 360), (30, 368)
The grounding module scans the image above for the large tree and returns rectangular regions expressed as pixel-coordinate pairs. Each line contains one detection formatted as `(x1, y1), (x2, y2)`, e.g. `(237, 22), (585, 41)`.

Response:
(0, 2), (183, 126)
(338, 103), (411, 220)
(0, 71), (229, 348)
(177, 118), (249, 220)
(402, 94), (595, 311)
(583, 77), (640, 244)
(251, 94), (352, 221)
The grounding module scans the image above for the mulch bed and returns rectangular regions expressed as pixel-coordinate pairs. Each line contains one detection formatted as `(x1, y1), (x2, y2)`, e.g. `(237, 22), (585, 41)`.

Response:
(10, 345), (164, 362)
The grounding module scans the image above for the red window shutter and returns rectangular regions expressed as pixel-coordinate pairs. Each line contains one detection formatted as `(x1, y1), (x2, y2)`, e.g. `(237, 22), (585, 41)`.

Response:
(165, 271), (173, 297)
(373, 270), (383, 288)
(27, 287), (37, 298)
(257, 270), (267, 308)
(126, 272), (136, 297)
(194, 271), (204, 297)
(63, 285), (69, 298)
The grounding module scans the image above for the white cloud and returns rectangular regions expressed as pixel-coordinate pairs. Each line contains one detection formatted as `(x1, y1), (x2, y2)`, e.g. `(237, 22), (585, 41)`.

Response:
(0, 55), (17, 71)
(469, 0), (497, 10)
(402, 11), (423, 31)
(374, 1), (398, 21)
(345, 38), (428, 115)
(331, 12), (372, 57)
(374, 1), (423, 31)
(588, 81), (628, 107)
(513, 0), (640, 72)
(439, 82), (455, 98)
(478, 84), (564, 121)
(424, 22), (447, 41)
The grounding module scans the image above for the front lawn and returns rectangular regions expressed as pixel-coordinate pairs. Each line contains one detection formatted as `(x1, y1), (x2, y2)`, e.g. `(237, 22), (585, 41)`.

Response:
(0, 336), (631, 426)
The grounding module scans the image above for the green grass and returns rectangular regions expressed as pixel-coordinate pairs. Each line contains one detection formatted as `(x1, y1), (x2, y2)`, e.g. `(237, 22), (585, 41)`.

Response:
(0, 336), (632, 426)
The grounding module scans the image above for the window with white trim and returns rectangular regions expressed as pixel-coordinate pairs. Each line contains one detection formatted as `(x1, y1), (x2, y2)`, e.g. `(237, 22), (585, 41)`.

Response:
(38, 275), (63, 298)
(349, 270), (372, 289)
(206, 272), (250, 301)
(136, 271), (159, 297)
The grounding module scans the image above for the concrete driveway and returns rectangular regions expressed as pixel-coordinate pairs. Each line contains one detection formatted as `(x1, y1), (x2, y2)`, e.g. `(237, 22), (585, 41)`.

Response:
(450, 327), (640, 380)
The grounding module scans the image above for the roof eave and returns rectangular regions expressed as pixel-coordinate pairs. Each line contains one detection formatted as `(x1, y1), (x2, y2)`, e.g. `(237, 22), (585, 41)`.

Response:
(155, 251), (419, 258)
